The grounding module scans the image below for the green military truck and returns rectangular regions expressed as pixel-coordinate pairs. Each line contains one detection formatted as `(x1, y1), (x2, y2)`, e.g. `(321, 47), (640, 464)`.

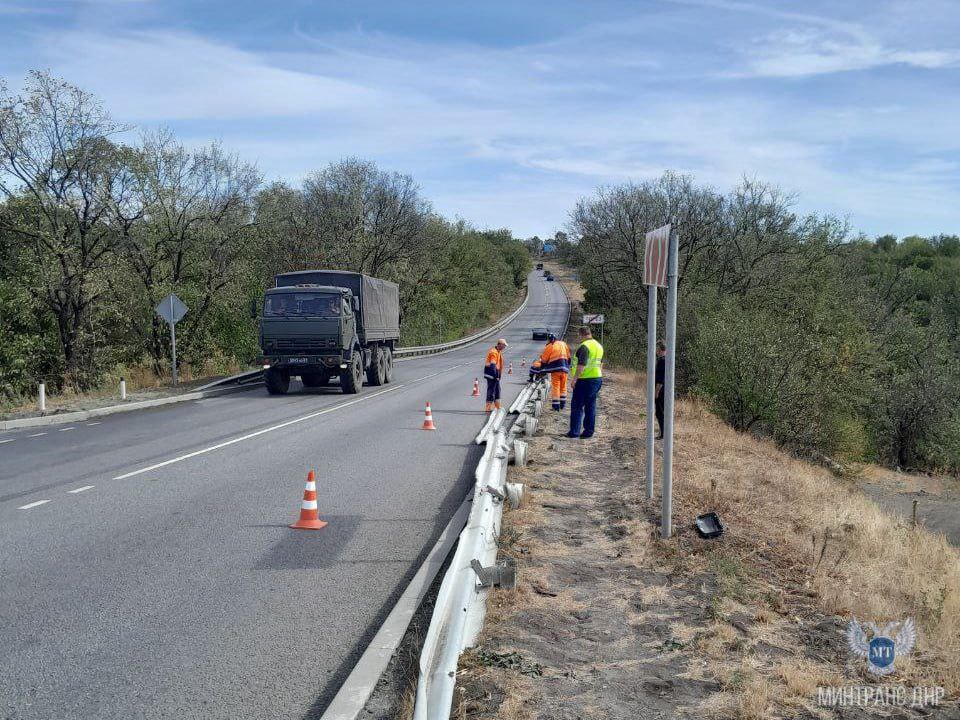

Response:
(254, 270), (401, 395)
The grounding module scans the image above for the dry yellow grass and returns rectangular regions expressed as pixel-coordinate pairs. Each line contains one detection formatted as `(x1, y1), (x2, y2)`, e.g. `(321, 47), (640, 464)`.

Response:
(621, 366), (960, 692)
(1, 355), (247, 415)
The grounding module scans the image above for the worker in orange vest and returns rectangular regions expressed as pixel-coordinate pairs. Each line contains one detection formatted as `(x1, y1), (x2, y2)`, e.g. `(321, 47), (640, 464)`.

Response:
(483, 338), (508, 412)
(533, 333), (571, 410)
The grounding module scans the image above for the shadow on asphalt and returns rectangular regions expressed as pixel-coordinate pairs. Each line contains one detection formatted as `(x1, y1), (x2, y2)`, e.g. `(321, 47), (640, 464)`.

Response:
(253, 515), (361, 570)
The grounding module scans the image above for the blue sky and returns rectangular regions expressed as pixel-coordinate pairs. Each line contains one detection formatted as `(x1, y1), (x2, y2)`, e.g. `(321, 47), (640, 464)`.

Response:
(1, 0), (958, 239)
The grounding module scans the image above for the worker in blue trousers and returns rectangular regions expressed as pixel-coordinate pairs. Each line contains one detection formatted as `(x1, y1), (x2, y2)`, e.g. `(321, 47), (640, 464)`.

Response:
(567, 325), (604, 438)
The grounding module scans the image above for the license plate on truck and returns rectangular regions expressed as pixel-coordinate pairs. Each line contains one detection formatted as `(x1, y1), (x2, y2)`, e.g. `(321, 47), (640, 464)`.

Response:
(287, 357), (310, 364)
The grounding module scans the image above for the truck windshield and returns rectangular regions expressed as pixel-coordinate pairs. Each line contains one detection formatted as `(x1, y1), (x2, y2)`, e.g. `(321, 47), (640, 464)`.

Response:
(264, 293), (342, 318)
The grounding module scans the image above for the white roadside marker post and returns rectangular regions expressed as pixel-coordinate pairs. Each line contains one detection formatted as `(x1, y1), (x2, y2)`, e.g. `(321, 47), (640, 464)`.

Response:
(120, 377), (127, 401)
(38, 380), (46, 413)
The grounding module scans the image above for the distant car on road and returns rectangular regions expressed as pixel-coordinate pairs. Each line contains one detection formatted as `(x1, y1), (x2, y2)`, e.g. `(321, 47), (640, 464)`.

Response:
(532, 327), (551, 340)
(536, 262), (544, 270)
(546, 274), (555, 281)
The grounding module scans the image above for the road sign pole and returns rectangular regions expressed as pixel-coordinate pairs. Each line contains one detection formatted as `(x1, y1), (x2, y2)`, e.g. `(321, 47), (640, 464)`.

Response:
(661, 227), (679, 539)
(645, 284), (658, 500)
(169, 296), (178, 387)
(155, 293), (187, 387)
(170, 322), (178, 386)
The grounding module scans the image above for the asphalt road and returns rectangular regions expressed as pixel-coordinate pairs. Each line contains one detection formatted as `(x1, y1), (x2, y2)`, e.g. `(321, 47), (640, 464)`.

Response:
(0, 270), (568, 720)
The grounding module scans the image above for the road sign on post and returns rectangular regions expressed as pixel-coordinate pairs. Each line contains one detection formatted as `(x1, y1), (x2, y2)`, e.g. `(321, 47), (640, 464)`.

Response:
(155, 293), (187, 386)
(582, 313), (605, 342)
(643, 224), (671, 288)
(642, 224), (670, 502)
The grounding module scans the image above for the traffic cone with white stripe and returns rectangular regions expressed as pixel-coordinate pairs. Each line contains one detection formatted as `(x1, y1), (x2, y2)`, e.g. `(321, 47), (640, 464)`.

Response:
(422, 402), (437, 430)
(471, 378), (480, 397)
(290, 470), (328, 530)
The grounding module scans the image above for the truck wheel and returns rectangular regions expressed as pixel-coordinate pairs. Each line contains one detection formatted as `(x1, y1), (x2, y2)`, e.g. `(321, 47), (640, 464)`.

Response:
(366, 346), (386, 386)
(340, 351), (363, 394)
(383, 347), (394, 383)
(265, 368), (289, 395)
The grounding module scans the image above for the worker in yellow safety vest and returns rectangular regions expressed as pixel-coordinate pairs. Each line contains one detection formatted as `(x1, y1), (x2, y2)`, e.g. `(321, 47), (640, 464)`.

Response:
(532, 333), (571, 410)
(483, 338), (508, 412)
(567, 326), (604, 438)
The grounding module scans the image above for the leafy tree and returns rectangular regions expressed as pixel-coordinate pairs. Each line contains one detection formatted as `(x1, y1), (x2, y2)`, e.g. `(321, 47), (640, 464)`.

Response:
(0, 72), (130, 387)
(568, 171), (960, 473)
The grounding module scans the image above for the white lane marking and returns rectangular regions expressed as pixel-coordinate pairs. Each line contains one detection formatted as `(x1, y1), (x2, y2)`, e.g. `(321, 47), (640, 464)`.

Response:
(114, 360), (474, 481)
(408, 361), (472, 384)
(0, 438), (13, 444)
(28, 432), (47, 437)
(114, 385), (403, 480)
(18, 500), (50, 510)
(68, 485), (95, 494)
(58, 427), (75, 432)
(86, 421), (101, 426)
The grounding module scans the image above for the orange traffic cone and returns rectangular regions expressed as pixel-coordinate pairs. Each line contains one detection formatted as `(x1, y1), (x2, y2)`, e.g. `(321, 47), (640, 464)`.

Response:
(508, 362), (514, 375)
(290, 470), (328, 530)
(422, 402), (437, 430)
(471, 378), (480, 397)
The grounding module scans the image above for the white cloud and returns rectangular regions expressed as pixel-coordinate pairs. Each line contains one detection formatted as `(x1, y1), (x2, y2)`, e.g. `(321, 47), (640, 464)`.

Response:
(40, 30), (376, 120)
(744, 25), (960, 77)
(9, 2), (959, 238)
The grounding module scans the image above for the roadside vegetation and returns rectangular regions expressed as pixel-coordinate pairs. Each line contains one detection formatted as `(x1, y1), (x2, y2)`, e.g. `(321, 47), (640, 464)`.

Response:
(560, 171), (960, 476)
(455, 265), (960, 719)
(0, 71), (528, 407)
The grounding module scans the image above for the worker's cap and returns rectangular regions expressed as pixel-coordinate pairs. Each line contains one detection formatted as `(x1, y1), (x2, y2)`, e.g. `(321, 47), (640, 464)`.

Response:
(548, 333), (556, 342)
(497, 338), (508, 347)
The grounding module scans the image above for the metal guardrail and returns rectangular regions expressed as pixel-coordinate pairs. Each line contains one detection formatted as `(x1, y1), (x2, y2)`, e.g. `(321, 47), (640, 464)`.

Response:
(413, 378), (548, 720)
(393, 289), (530, 359)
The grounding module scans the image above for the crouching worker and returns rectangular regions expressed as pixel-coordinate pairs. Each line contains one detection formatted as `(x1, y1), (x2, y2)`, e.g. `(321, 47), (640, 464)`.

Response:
(528, 358), (542, 383)
(535, 333), (571, 410)
(483, 338), (508, 412)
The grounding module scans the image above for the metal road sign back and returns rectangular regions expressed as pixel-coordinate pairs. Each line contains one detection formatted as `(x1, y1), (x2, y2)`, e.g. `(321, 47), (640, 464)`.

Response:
(582, 314), (605, 324)
(643, 224), (671, 287)
(155, 293), (187, 325)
